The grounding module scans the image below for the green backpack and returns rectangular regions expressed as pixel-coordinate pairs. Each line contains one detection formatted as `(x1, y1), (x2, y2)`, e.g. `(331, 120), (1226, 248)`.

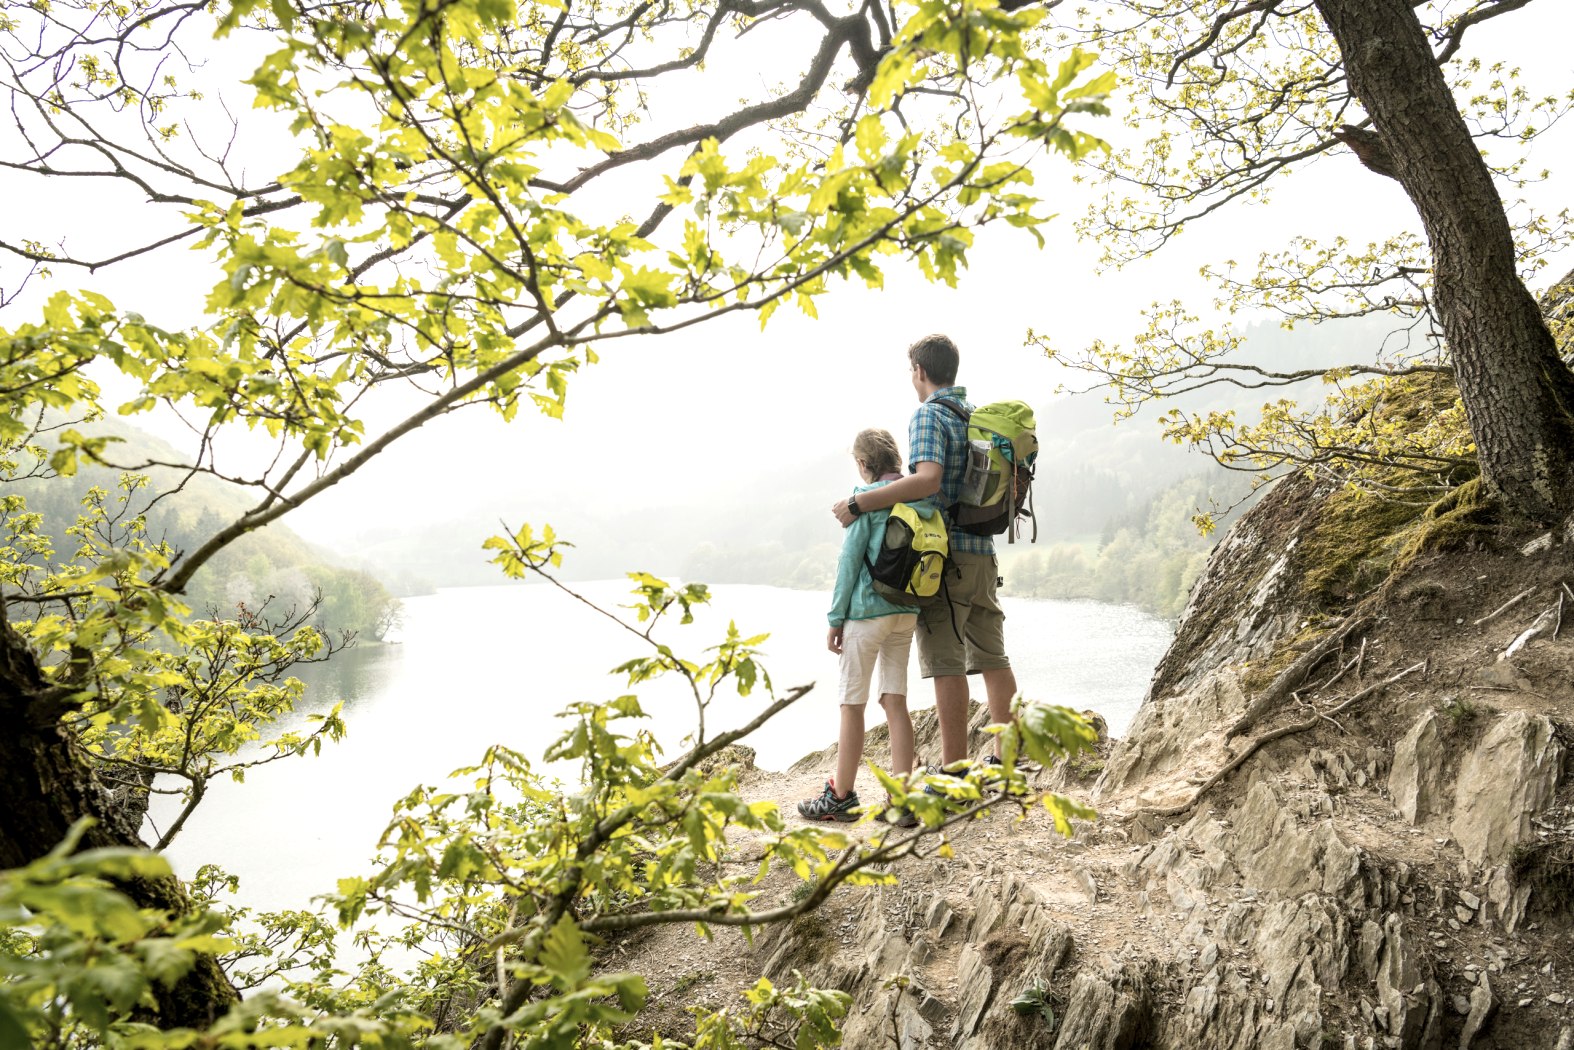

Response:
(865, 501), (950, 607)
(935, 399), (1039, 542)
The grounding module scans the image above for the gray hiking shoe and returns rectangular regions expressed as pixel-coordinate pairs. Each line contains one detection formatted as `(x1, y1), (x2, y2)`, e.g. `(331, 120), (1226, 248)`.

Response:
(881, 797), (919, 828)
(982, 754), (1033, 795)
(922, 761), (971, 797)
(797, 780), (861, 822)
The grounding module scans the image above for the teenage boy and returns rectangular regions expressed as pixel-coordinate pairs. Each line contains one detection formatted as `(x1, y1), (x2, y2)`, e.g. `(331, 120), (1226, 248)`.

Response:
(831, 334), (1017, 770)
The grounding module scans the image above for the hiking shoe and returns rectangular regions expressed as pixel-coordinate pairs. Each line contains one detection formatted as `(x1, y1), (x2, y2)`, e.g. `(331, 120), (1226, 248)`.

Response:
(921, 761), (971, 797)
(797, 780), (860, 822)
(881, 798), (919, 828)
(981, 755), (1033, 795)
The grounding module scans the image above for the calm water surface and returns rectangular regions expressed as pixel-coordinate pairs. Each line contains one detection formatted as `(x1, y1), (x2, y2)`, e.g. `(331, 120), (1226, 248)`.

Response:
(151, 582), (1172, 909)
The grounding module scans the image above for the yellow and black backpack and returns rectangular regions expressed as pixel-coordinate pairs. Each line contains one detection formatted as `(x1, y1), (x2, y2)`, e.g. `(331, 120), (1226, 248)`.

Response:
(865, 502), (950, 607)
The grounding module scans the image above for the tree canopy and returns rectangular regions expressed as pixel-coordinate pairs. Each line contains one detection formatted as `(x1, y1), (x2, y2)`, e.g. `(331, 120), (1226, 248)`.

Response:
(1041, 0), (1574, 524)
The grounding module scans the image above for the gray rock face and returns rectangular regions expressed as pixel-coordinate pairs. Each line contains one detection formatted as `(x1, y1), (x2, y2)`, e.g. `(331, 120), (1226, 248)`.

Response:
(1166, 963), (1262, 1050)
(1251, 898), (1348, 1046)
(1484, 864), (1535, 932)
(1458, 974), (1494, 1049)
(1231, 781), (1363, 903)
(1373, 912), (1441, 1050)
(1390, 709), (1448, 825)
(1052, 964), (1154, 1050)
(1098, 668), (1249, 796)
(952, 944), (994, 1042)
(747, 463), (1574, 1050)
(1450, 712), (1564, 868)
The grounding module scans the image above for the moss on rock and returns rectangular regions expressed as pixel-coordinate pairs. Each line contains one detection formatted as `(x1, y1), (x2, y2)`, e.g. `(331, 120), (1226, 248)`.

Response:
(1289, 474), (1498, 611)
(1241, 619), (1334, 694)
(1293, 486), (1428, 607)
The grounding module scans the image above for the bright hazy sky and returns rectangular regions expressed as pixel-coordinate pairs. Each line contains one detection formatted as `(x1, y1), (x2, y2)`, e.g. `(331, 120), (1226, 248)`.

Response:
(6, 3), (1572, 555)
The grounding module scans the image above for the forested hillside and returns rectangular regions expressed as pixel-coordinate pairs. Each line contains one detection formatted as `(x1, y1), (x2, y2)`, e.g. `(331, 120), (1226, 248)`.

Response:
(999, 472), (1257, 617)
(11, 419), (401, 641)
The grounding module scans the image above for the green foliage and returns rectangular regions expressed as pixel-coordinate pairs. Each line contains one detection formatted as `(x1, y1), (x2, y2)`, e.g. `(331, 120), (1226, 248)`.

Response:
(1036, 3), (1570, 501)
(3, 420), (404, 643)
(1008, 978), (1058, 1027)
(0, 469), (348, 849)
(0, 822), (233, 1050)
(3, 0), (1116, 465)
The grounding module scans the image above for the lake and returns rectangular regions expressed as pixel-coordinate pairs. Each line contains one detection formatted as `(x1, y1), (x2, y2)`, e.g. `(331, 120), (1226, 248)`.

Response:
(150, 582), (1173, 910)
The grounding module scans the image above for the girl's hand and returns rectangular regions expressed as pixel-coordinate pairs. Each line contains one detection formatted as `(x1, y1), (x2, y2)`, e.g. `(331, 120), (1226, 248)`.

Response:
(827, 626), (844, 654)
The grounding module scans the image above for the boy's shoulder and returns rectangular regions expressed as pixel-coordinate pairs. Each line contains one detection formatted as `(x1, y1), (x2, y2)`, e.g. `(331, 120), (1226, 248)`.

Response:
(911, 395), (971, 427)
(916, 388), (972, 410)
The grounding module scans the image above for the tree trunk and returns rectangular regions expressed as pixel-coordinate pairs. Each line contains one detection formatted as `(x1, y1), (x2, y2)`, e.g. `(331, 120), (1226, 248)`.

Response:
(1314, 0), (1574, 523)
(0, 612), (238, 1028)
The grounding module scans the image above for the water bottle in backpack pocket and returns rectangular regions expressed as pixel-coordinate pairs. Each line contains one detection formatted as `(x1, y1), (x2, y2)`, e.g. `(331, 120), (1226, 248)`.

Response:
(957, 439), (993, 506)
(935, 399), (1039, 542)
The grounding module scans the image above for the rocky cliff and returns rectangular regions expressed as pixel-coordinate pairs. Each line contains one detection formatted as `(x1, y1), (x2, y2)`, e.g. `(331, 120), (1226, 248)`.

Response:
(727, 471), (1572, 1050)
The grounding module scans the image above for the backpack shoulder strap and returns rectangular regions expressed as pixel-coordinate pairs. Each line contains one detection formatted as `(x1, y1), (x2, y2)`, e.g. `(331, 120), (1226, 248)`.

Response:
(931, 398), (971, 423)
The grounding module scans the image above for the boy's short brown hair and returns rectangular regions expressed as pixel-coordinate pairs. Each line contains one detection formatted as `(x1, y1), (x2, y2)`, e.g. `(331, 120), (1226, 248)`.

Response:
(908, 334), (959, 386)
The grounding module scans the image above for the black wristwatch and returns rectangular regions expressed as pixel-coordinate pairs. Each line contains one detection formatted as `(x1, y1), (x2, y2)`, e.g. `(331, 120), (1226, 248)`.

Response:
(847, 494), (862, 517)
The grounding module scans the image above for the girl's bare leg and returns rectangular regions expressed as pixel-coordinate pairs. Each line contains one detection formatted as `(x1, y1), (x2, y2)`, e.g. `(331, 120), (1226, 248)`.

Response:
(878, 693), (914, 779)
(835, 703), (866, 797)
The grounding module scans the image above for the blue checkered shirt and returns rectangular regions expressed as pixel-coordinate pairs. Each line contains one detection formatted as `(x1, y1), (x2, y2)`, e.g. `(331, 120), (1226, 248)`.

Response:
(908, 386), (993, 556)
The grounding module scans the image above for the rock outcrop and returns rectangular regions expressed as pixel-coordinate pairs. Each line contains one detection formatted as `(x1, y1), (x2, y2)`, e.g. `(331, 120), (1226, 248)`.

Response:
(1449, 712), (1563, 869)
(1390, 710), (1447, 826)
(738, 464), (1574, 1050)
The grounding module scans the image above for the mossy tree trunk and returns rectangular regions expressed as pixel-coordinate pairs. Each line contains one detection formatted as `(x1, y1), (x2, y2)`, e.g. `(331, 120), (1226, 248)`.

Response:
(0, 610), (238, 1027)
(1314, 0), (1574, 524)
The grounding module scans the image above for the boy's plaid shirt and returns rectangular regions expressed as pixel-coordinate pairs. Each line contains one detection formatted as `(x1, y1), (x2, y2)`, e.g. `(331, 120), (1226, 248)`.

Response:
(907, 385), (994, 556)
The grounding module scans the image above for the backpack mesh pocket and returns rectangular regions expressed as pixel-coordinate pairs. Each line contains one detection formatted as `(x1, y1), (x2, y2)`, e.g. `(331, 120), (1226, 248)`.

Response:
(958, 439), (993, 506)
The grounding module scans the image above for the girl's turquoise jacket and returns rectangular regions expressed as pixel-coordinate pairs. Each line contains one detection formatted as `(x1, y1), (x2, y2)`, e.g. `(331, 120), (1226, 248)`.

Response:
(827, 480), (932, 627)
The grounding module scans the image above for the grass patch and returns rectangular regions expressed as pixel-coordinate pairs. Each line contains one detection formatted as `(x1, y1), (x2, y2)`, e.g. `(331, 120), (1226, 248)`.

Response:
(1295, 486), (1429, 606)
(1066, 754), (1105, 781)
(1394, 477), (1495, 566)
(1241, 619), (1334, 693)
(1441, 696), (1481, 733)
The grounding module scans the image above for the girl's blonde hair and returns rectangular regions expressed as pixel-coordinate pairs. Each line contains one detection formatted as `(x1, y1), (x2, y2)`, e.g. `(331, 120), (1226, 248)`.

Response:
(852, 428), (902, 477)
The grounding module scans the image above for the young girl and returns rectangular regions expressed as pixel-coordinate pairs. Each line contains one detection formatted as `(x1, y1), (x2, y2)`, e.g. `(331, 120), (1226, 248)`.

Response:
(797, 428), (918, 827)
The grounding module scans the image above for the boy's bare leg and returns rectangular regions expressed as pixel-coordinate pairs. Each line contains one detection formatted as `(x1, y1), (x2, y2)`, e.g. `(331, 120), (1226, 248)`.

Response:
(835, 703), (867, 797)
(981, 666), (1018, 757)
(878, 693), (914, 778)
(933, 674), (970, 766)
